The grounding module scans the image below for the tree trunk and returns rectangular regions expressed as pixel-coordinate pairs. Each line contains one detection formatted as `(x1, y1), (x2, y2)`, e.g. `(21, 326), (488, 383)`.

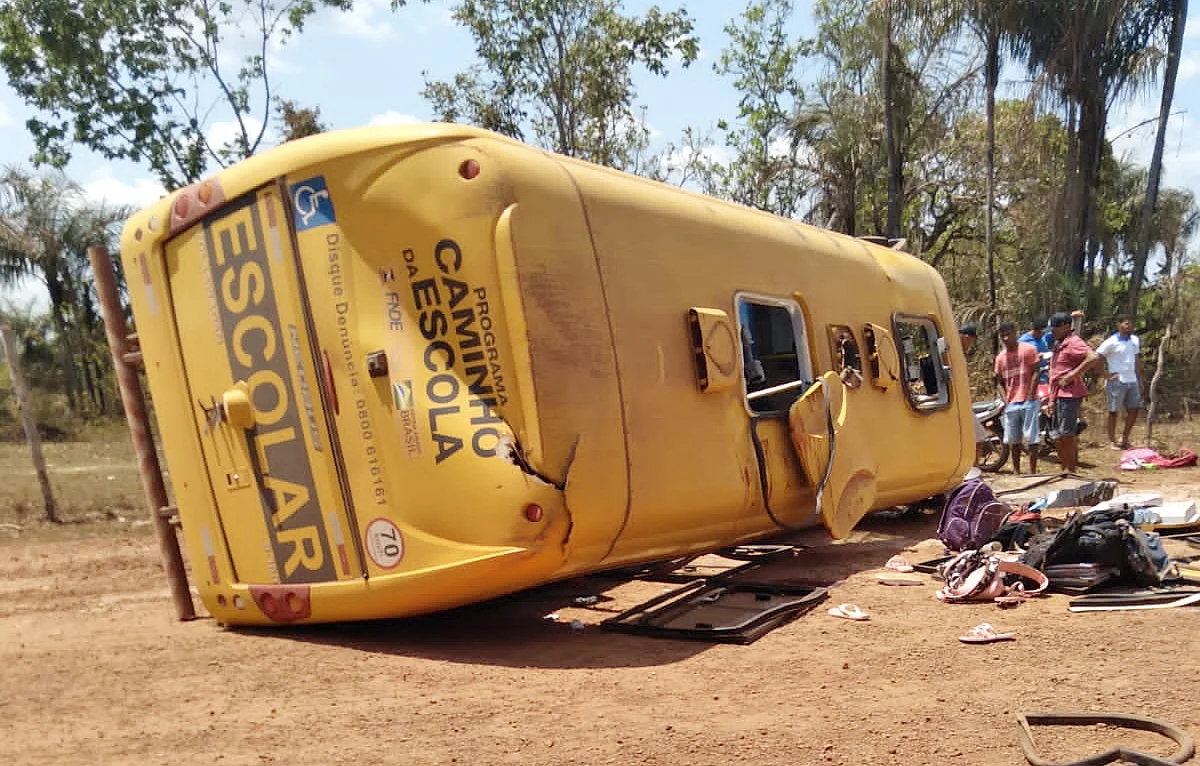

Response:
(1144, 322), (1172, 444)
(44, 271), (83, 415)
(1, 325), (59, 524)
(984, 29), (999, 326)
(1069, 95), (1105, 278)
(881, 11), (903, 240)
(1127, 0), (1187, 319)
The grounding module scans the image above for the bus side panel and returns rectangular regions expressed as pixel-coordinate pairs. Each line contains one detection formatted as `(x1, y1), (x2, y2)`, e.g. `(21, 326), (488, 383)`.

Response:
(560, 164), (800, 557)
(468, 139), (633, 570)
(867, 247), (974, 505)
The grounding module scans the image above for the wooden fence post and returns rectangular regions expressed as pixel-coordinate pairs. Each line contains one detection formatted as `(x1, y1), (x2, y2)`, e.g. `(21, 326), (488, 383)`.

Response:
(1144, 323), (1171, 445)
(1, 324), (59, 523)
(88, 246), (195, 621)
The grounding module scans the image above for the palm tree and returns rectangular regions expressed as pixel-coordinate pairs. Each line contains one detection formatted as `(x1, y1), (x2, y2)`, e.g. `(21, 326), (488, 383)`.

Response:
(0, 167), (129, 415)
(1127, 0), (1188, 317)
(963, 0), (1024, 318)
(1013, 0), (1173, 281)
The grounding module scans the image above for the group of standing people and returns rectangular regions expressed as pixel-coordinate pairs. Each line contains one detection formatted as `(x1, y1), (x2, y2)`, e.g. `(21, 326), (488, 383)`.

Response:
(969, 312), (1142, 475)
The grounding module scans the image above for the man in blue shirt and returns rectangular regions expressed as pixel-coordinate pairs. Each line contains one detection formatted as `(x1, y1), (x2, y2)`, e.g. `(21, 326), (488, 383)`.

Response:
(1019, 317), (1053, 384)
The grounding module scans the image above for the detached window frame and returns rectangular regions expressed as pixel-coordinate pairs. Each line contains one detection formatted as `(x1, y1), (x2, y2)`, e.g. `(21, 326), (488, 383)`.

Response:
(893, 313), (952, 412)
(736, 293), (815, 416)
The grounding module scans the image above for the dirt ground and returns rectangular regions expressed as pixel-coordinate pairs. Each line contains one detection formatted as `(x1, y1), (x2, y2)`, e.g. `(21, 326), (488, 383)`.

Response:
(2, 444), (1199, 766)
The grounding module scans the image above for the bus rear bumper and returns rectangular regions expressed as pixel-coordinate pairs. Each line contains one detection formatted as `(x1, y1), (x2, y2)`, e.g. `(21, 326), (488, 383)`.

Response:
(206, 544), (567, 626)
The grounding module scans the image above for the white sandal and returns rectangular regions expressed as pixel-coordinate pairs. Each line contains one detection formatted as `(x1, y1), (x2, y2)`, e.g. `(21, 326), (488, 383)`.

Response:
(827, 603), (870, 621)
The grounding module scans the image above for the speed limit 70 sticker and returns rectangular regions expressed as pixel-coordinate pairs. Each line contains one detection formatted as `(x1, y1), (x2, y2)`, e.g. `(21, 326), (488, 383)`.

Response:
(364, 518), (404, 569)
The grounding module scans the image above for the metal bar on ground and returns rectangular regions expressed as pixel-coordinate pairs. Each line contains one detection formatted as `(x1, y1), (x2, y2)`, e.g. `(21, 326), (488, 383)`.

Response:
(88, 245), (196, 621)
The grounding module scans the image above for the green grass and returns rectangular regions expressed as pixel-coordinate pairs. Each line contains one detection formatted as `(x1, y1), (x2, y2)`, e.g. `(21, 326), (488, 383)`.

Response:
(0, 423), (154, 542)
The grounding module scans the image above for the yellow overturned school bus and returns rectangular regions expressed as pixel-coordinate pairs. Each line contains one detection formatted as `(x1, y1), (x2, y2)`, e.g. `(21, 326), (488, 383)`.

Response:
(120, 123), (974, 626)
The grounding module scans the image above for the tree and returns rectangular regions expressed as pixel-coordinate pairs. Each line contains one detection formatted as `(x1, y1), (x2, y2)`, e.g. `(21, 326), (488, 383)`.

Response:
(0, 167), (130, 416)
(784, 0), (974, 244)
(962, 0), (1022, 317)
(705, 0), (811, 218)
(0, 0), (422, 189)
(1127, 0), (1188, 317)
(1011, 0), (1173, 280)
(710, 0), (812, 218)
(422, 0), (699, 171)
(276, 99), (329, 142)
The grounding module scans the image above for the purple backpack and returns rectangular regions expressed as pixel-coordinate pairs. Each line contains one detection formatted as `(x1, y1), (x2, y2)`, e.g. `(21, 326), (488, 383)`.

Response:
(937, 479), (1012, 552)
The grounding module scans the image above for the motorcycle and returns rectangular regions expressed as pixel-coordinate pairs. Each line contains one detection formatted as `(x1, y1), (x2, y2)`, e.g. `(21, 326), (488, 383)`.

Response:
(974, 381), (1087, 473)
(1034, 379), (1086, 459)
(973, 397), (1008, 472)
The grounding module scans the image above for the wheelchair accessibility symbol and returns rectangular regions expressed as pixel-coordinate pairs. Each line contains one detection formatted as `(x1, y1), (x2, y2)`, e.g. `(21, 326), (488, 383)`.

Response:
(289, 175), (336, 231)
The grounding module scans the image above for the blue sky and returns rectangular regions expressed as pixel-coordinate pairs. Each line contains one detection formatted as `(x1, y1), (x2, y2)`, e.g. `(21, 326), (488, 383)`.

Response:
(2, 0), (1199, 309)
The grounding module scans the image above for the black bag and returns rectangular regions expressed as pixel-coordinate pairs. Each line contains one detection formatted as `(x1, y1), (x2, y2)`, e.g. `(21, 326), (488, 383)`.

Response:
(1021, 508), (1171, 587)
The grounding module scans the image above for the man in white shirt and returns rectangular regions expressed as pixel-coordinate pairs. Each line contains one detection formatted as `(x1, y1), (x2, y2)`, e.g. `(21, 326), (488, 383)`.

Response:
(1095, 315), (1141, 449)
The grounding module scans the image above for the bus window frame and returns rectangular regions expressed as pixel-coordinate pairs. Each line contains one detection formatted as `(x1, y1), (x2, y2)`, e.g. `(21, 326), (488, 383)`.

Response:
(735, 292), (815, 417)
(892, 312), (952, 413)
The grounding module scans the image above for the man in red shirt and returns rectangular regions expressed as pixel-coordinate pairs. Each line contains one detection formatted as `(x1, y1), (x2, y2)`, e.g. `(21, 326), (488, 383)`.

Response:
(993, 321), (1041, 474)
(1047, 312), (1100, 473)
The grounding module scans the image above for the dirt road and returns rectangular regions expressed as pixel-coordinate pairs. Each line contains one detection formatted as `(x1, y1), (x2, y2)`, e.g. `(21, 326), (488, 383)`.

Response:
(2, 466), (1199, 766)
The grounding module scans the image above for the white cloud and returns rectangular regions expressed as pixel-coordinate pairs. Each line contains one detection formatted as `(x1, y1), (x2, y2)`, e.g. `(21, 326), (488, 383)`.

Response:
(660, 143), (732, 173)
(367, 110), (421, 127)
(0, 100), (12, 128)
(206, 117), (275, 157)
(1107, 100), (1162, 165)
(81, 168), (167, 210)
(0, 275), (50, 315)
(1163, 146), (1200, 196)
(1178, 51), (1200, 83)
(331, 0), (395, 41)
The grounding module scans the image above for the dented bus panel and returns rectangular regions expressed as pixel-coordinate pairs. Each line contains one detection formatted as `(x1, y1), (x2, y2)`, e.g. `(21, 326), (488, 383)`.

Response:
(120, 124), (973, 626)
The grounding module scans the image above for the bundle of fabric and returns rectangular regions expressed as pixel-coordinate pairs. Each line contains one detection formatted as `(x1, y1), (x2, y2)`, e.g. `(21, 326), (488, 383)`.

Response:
(1119, 447), (1197, 471)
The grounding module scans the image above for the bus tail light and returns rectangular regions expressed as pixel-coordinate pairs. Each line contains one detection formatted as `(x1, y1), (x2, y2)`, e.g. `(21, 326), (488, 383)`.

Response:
(169, 178), (226, 234)
(248, 584), (312, 623)
(459, 159), (481, 180)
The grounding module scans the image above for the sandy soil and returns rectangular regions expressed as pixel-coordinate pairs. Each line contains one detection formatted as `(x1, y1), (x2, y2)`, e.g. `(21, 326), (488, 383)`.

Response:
(2, 451), (1199, 766)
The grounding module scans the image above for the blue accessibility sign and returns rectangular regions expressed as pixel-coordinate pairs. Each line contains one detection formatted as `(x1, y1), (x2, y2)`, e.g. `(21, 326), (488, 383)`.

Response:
(289, 175), (337, 231)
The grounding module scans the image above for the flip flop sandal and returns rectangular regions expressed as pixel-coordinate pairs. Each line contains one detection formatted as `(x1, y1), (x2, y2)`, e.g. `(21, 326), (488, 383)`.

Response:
(876, 573), (923, 586)
(958, 622), (1015, 644)
(994, 595), (1026, 608)
(885, 555), (914, 573)
(827, 603), (870, 621)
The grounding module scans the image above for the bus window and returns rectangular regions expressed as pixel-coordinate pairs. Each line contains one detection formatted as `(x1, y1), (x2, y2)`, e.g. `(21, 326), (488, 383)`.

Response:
(894, 315), (950, 411)
(737, 295), (813, 414)
(828, 325), (863, 390)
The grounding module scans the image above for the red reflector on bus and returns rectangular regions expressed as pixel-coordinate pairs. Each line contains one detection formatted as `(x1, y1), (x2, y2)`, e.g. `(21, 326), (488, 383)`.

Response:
(459, 159), (481, 180)
(248, 584), (312, 623)
(523, 503), (544, 522)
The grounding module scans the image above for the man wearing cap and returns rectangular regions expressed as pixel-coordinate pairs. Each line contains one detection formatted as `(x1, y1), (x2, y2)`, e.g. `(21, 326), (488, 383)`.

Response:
(1095, 314), (1142, 449)
(959, 323), (978, 354)
(1047, 312), (1100, 472)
